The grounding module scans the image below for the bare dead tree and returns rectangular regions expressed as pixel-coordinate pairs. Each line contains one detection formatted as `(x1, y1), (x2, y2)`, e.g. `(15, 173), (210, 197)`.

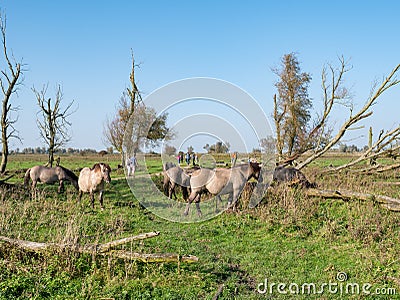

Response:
(126, 50), (142, 115)
(0, 12), (24, 173)
(33, 84), (75, 167)
(305, 56), (352, 150)
(296, 61), (400, 170)
(326, 125), (400, 173)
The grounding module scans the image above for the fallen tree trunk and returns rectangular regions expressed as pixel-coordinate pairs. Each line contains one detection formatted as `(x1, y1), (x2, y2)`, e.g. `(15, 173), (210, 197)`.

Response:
(305, 188), (400, 211)
(106, 250), (198, 263)
(0, 231), (198, 263)
(372, 181), (400, 186)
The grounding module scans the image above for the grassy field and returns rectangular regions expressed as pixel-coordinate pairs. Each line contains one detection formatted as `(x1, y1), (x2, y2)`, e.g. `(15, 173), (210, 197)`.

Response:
(0, 153), (399, 299)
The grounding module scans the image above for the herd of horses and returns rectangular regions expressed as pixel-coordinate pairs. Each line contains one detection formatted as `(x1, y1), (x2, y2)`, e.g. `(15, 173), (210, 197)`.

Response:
(22, 158), (314, 215)
(163, 161), (262, 216)
(163, 160), (315, 216)
(24, 163), (111, 210)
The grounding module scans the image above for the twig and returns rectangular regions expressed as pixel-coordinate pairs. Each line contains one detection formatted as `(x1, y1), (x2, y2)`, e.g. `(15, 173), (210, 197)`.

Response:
(212, 284), (225, 300)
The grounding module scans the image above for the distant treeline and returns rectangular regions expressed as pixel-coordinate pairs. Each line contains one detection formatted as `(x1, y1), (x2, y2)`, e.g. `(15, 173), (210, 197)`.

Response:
(10, 147), (104, 155)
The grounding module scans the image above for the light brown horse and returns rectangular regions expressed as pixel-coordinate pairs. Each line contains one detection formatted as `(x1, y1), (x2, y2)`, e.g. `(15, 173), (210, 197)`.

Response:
(24, 165), (79, 193)
(78, 163), (111, 210)
(184, 162), (261, 216)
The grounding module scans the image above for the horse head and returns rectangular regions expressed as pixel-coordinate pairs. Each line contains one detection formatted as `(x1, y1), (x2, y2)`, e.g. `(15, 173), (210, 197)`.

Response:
(93, 163), (112, 183)
(249, 161), (262, 180)
(58, 166), (79, 190)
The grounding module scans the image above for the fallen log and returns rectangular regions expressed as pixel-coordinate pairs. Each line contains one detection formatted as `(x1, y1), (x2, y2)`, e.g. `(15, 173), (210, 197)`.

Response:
(0, 174), (14, 184)
(106, 250), (198, 263)
(355, 162), (400, 174)
(372, 181), (400, 186)
(305, 188), (400, 211)
(0, 231), (198, 263)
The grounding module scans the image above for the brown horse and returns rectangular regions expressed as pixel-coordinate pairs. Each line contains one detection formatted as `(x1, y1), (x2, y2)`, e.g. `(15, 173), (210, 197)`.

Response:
(163, 165), (191, 200)
(272, 165), (316, 188)
(184, 162), (261, 216)
(24, 165), (79, 193)
(78, 163), (111, 210)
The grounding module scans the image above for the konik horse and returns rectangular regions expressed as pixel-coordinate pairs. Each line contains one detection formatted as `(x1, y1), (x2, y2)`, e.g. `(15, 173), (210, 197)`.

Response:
(24, 165), (79, 193)
(78, 163), (111, 210)
(163, 164), (191, 200)
(184, 162), (261, 216)
(272, 165), (316, 188)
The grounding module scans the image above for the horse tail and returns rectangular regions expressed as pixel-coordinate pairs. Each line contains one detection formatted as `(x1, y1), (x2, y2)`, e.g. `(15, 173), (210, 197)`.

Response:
(24, 168), (31, 188)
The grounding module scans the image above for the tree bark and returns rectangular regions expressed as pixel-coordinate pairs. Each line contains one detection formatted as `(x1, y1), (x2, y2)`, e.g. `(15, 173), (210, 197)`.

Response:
(0, 134), (8, 173)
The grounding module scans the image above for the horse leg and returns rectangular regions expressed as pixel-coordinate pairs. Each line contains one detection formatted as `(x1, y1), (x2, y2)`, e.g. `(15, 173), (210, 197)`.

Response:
(215, 195), (223, 213)
(172, 184), (177, 200)
(58, 180), (64, 194)
(184, 190), (198, 216)
(90, 192), (95, 209)
(32, 180), (37, 199)
(182, 186), (189, 201)
(227, 191), (235, 210)
(99, 191), (104, 210)
(195, 194), (202, 217)
(229, 187), (242, 211)
(163, 178), (169, 197)
(169, 182), (177, 200)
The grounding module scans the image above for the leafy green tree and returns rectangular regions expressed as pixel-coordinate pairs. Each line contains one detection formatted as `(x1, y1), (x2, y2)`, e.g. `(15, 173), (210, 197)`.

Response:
(104, 52), (171, 161)
(205, 141), (230, 153)
(104, 93), (170, 156)
(273, 53), (312, 158)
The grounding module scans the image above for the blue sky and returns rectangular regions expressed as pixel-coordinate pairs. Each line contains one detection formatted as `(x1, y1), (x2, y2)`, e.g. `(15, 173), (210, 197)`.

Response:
(2, 1), (399, 151)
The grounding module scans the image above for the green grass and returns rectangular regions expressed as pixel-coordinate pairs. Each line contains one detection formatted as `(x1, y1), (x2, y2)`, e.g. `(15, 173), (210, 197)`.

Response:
(0, 154), (399, 299)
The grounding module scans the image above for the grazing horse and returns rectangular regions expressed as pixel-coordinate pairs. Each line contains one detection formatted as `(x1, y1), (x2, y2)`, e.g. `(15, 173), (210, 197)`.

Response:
(78, 163), (111, 210)
(24, 165), (79, 193)
(163, 165), (191, 200)
(162, 162), (176, 198)
(272, 165), (316, 188)
(184, 162), (261, 216)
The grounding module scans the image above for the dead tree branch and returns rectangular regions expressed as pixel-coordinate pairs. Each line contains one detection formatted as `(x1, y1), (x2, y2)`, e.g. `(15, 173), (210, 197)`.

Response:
(298, 63), (400, 170)
(0, 231), (199, 263)
(305, 188), (400, 211)
(33, 84), (75, 167)
(325, 126), (400, 173)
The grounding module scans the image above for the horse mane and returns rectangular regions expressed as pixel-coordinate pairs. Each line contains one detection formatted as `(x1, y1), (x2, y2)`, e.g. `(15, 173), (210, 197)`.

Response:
(91, 163), (101, 171)
(58, 165), (78, 181)
(91, 163), (111, 173)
